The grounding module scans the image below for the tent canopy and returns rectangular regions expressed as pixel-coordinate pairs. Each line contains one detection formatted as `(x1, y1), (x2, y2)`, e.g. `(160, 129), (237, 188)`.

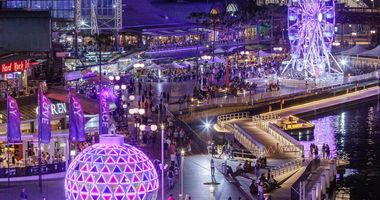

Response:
(208, 56), (225, 64)
(359, 45), (380, 57)
(340, 45), (367, 56)
(258, 50), (272, 57)
(214, 48), (225, 54)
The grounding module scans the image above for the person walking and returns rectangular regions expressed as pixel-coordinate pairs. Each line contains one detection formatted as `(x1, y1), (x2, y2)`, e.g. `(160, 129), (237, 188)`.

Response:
(20, 188), (28, 200)
(210, 159), (215, 182)
(258, 180), (265, 200)
(167, 193), (175, 200)
(168, 169), (175, 189)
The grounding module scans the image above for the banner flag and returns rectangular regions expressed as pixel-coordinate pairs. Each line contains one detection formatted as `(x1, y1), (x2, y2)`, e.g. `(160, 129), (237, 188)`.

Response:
(38, 86), (52, 144)
(69, 91), (86, 142)
(7, 95), (21, 143)
(99, 89), (109, 135)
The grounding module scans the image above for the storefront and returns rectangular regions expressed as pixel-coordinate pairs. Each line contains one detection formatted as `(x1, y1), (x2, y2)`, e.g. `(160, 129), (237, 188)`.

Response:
(0, 57), (31, 98)
(0, 99), (101, 178)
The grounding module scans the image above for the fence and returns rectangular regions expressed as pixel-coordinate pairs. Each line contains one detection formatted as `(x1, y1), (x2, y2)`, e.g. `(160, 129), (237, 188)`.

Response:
(271, 159), (303, 178)
(267, 124), (304, 156)
(233, 124), (265, 156)
(217, 112), (250, 128)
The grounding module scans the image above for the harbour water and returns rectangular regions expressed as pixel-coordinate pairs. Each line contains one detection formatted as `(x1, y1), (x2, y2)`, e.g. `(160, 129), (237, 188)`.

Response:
(303, 99), (380, 200)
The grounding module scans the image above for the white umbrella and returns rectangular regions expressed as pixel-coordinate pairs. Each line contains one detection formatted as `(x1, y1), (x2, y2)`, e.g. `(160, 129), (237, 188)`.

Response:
(214, 48), (225, 54)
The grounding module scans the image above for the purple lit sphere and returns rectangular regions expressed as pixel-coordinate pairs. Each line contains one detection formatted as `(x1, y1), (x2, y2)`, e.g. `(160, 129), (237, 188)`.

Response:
(65, 135), (159, 200)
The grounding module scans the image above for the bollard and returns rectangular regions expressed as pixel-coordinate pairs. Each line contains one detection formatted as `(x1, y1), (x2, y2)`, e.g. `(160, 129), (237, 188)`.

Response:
(316, 182), (321, 200)
(325, 171), (330, 189)
(321, 176), (326, 195)
(311, 187), (317, 200)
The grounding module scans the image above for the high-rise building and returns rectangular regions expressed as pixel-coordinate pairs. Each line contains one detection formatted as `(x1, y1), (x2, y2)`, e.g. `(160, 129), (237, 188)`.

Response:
(2, 0), (75, 19)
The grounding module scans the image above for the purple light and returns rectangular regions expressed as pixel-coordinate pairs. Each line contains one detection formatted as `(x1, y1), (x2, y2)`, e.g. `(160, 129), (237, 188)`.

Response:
(65, 135), (159, 200)
(300, 116), (337, 158)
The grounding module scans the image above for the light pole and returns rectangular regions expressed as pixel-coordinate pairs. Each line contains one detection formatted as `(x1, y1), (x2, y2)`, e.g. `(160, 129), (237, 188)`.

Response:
(129, 108), (145, 142)
(201, 55), (211, 90)
(161, 124), (165, 200)
(180, 149), (185, 199)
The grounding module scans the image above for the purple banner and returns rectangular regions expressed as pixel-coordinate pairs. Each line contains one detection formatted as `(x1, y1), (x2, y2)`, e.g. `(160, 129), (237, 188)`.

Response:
(38, 87), (52, 144)
(69, 91), (85, 142)
(99, 88), (109, 135)
(7, 95), (21, 142)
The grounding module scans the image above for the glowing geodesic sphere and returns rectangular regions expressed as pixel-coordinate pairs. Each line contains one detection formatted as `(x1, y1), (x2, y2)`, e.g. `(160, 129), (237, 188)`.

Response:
(65, 135), (159, 200)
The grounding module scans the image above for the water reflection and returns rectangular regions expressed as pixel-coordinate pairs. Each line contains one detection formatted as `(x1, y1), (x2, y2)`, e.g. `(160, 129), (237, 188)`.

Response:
(304, 99), (380, 199)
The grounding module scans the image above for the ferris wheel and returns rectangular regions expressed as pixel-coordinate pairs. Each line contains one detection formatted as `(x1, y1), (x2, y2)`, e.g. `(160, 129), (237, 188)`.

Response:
(282, 0), (343, 80)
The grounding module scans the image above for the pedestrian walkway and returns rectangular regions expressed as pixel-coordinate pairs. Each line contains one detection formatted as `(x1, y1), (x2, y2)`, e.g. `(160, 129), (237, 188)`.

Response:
(273, 86), (380, 117)
(234, 120), (297, 159)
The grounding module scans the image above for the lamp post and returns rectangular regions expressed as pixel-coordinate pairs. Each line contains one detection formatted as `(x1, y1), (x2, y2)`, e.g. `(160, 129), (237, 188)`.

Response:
(129, 108), (145, 142)
(180, 149), (185, 200)
(161, 124), (165, 200)
(201, 55), (211, 90)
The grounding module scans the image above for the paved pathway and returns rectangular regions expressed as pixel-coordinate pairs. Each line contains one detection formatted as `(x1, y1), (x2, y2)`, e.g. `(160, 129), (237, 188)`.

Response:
(0, 154), (248, 200)
(273, 86), (380, 117)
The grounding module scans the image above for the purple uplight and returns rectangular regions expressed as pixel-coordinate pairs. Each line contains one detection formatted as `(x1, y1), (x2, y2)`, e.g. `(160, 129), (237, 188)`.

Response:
(301, 116), (337, 158)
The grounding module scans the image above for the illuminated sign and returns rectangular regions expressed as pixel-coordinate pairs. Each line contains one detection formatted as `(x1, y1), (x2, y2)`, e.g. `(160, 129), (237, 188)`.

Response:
(0, 60), (30, 74)
(36, 102), (67, 116)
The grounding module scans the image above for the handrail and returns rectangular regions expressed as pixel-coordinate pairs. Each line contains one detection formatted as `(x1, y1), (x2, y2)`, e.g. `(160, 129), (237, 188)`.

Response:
(217, 112), (250, 127)
(271, 159), (303, 178)
(268, 123), (304, 155)
(233, 124), (265, 156)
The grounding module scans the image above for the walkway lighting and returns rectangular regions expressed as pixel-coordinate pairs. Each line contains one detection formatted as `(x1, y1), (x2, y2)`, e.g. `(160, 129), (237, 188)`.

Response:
(138, 108), (145, 115)
(150, 124), (158, 131)
(133, 63), (145, 68)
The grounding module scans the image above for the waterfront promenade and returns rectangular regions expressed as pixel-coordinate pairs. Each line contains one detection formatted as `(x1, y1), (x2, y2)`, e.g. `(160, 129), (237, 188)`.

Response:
(216, 86), (380, 199)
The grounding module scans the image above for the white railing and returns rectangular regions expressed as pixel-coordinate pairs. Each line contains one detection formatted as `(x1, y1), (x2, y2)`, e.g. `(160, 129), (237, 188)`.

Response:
(252, 113), (304, 157)
(252, 112), (280, 123)
(217, 112), (250, 128)
(271, 159), (303, 178)
(267, 124), (304, 157)
(233, 124), (265, 156)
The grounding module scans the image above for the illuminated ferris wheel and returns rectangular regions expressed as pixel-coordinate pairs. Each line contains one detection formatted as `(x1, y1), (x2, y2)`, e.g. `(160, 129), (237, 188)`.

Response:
(282, 0), (343, 80)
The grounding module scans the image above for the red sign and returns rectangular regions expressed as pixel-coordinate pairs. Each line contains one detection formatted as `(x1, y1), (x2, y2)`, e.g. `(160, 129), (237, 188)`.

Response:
(1, 60), (30, 74)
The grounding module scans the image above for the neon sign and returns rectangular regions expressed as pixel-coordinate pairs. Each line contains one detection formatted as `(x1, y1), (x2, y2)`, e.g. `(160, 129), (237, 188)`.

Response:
(0, 60), (30, 73)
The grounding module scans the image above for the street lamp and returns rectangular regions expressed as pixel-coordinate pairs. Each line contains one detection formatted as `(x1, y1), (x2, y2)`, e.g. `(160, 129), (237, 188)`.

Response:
(133, 63), (145, 68)
(200, 55), (211, 89)
(240, 50), (249, 56)
(180, 149), (185, 199)
(160, 124), (165, 200)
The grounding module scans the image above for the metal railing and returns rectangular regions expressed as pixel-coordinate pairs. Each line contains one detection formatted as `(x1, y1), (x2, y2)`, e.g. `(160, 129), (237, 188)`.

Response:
(252, 112), (280, 123)
(271, 159), (304, 178)
(252, 114), (304, 157)
(217, 112), (250, 128)
(233, 124), (265, 156)
(267, 124), (304, 156)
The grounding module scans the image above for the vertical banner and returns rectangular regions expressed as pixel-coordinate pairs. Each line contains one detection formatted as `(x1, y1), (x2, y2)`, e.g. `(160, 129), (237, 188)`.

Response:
(99, 88), (109, 135)
(69, 91), (85, 142)
(38, 86), (52, 144)
(7, 95), (21, 142)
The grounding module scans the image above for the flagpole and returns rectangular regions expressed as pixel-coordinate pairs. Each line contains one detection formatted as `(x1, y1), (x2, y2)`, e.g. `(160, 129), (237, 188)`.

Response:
(38, 137), (42, 194)
(6, 94), (10, 188)
(37, 85), (42, 194)
(7, 140), (10, 188)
